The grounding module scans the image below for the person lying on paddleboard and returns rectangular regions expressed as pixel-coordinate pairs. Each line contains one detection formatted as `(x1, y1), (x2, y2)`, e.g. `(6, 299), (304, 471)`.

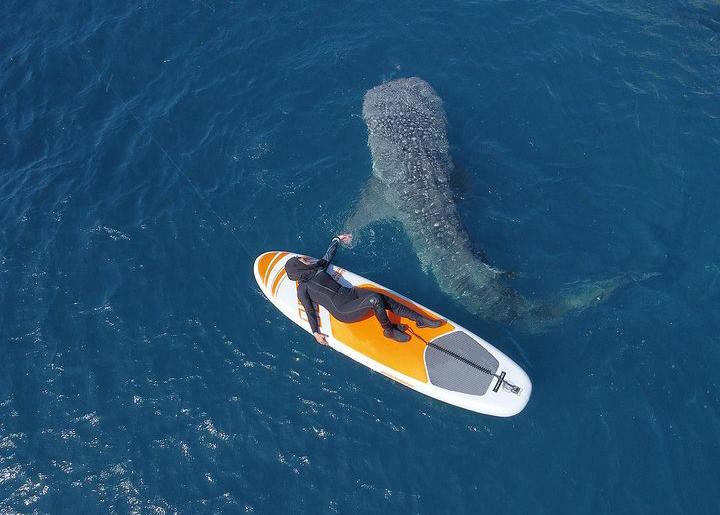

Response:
(284, 234), (443, 344)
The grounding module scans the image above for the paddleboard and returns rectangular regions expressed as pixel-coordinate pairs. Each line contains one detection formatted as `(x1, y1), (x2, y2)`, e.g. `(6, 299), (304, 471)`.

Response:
(254, 251), (532, 417)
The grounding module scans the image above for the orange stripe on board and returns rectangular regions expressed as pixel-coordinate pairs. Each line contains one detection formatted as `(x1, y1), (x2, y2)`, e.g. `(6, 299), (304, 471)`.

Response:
(264, 252), (288, 286)
(271, 268), (288, 297)
(256, 252), (277, 286)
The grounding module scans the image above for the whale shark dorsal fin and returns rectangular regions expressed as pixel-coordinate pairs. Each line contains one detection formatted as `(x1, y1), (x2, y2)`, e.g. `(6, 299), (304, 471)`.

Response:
(475, 249), (518, 279)
(343, 176), (397, 233)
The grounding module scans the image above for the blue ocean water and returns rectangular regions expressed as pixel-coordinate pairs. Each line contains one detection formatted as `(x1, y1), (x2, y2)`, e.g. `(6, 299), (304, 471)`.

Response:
(2, 0), (719, 512)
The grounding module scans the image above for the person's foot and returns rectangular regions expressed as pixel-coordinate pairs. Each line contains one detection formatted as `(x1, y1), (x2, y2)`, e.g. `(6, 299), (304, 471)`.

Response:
(383, 327), (410, 342)
(415, 316), (443, 328)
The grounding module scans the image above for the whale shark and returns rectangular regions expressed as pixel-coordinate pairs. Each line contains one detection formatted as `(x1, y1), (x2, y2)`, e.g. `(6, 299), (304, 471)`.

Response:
(345, 77), (654, 332)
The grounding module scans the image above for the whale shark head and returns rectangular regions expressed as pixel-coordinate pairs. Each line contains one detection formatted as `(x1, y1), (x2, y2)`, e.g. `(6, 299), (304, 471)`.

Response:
(362, 77), (451, 186)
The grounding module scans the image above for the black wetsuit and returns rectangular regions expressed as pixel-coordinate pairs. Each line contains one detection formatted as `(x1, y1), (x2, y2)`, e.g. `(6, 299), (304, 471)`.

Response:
(288, 239), (423, 334)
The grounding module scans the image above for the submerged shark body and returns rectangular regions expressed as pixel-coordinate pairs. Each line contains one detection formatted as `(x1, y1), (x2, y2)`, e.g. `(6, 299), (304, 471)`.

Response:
(348, 77), (650, 332)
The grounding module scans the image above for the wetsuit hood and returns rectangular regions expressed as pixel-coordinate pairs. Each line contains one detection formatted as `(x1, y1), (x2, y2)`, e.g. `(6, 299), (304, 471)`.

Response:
(285, 257), (319, 282)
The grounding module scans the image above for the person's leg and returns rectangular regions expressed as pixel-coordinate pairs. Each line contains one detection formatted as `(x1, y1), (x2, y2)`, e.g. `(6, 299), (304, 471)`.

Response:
(381, 295), (443, 328)
(331, 290), (383, 323)
(335, 290), (409, 342)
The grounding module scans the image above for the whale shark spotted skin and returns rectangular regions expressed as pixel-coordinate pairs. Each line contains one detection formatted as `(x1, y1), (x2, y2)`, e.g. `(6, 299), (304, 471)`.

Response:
(348, 77), (653, 332)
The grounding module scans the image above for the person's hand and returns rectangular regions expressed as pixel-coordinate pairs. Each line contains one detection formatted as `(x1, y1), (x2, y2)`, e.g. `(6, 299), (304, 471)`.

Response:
(337, 233), (353, 245)
(314, 332), (329, 345)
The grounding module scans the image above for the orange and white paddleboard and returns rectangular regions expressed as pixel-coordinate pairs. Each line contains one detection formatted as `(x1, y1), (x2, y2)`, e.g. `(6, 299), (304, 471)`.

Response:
(254, 251), (532, 417)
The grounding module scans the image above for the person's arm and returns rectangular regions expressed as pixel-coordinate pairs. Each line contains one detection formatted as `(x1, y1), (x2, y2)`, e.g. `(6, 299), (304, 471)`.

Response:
(317, 238), (339, 271)
(318, 233), (352, 270)
(297, 282), (321, 335)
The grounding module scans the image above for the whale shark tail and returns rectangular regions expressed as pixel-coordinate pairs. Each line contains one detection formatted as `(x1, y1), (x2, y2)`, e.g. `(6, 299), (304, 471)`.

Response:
(510, 271), (660, 333)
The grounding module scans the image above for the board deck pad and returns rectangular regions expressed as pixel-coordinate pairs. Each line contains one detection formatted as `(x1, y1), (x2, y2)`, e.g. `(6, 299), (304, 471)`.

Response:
(425, 332), (499, 395)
